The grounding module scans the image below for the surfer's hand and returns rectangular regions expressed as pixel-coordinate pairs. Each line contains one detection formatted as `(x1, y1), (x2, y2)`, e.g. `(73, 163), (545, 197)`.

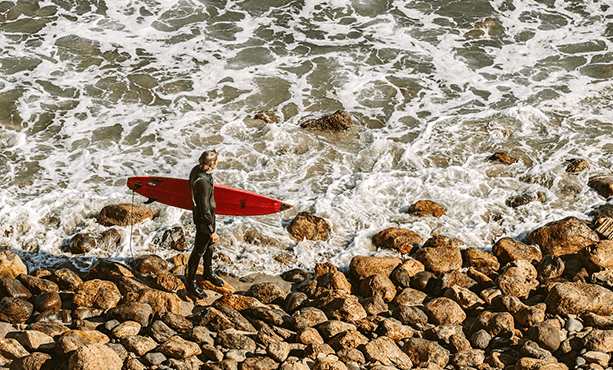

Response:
(211, 232), (219, 243)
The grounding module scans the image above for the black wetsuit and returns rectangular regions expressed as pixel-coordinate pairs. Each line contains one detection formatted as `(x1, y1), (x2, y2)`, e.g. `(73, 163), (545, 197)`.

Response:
(187, 165), (216, 281)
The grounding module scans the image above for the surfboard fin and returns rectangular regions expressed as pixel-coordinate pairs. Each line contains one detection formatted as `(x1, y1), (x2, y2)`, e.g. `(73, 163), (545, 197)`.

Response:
(280, 203), (293, 211)
(144, 197), (158, 204)
(129, 183), (143, 191)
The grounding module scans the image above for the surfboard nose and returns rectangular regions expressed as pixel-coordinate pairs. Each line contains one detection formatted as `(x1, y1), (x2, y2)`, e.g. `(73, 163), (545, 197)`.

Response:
(280, 203), (293, 211)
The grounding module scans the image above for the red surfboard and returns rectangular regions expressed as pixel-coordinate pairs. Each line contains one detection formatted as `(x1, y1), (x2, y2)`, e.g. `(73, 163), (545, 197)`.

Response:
(126, 176), (292, 216)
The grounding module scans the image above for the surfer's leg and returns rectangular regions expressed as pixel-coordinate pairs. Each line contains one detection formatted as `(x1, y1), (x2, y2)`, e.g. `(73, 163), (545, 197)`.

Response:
(185, 225), (208, 299)
(202, 242), (224, 287)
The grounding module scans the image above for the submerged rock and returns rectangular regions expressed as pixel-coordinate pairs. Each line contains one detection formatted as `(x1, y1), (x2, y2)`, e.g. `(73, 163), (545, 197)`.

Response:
(287, 212), (331, 241)
(407, 200), (446, 218)
(372, 227), (422, 254)
(98, 203), (154, 227)
(300, 110), (353, 131)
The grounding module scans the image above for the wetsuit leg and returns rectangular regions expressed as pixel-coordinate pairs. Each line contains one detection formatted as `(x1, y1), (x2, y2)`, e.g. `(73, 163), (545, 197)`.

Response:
(202, 243), (224, 287)
(185, 224), (211, 299)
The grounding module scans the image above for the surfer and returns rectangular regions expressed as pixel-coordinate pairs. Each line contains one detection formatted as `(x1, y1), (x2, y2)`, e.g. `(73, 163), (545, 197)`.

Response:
(186, 149), (224, 299)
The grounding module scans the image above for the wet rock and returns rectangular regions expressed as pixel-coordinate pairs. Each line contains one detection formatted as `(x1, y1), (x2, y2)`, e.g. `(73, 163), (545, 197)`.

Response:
(496, 259), (539, 299)
(327, 330), (368, 351)
(372, 227), (422, 254)
(0, 251), (28, 279)
(408, 200), (446, 218)
(394, 287), (427, 306)
(422, 234), (463, 249)
(135, 288), (181, 314)
(545, 282), (613, 315)
(300, 110), (353, 131)
(401, 337), (450, 368)
(98, 203), (154, 227)
(133, 255), (168, 275)
(462, 247), (500, 275)
(579, 240), (613, 270)
(51, 268), (83, 291)
(527, 322), (561, 352)
(157, 226), (188, 251)
(9, 351), (53, 370)
(360, 274), (397, 302)
(410, 271), (437, 292)
(492, 237), (542, 264)
(158, 336), (201, 359)
(362, 336), (412, 369)
(506, 192), (545, 208)
(526, 216), (599, 256)
(287, 212), (331, 241)
(589, 175), (613, 198)
(17, 275), (59, 295)
(537, 255), (565, 280)
(0, 278), (32, 300)
(85, 259), (135, 282)
(98, 228), (122, 250)
(349, 256), (402, 280)
(489, 152), (518, 165)
(0, 297), (34, 324)
(121, 335), (158, 356)
(292, 307), (328, 329)
(111, 321), (141, 339)
(281, 269), (312, 283)
(69, 233), (98, 254)
(68, 343), (123, 370)
(444, 285), (485, 310)
(424, 297), (466, 325)
(217, 330), (256, 352)
(415, 245), (463, 275)
(247, 282), (287, 304)
(566, 158), (589, 173)
(73, 279), (121, 310)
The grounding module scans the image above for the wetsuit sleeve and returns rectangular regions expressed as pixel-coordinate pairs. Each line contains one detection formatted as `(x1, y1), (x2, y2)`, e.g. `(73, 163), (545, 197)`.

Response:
(192, 180), (216, 235)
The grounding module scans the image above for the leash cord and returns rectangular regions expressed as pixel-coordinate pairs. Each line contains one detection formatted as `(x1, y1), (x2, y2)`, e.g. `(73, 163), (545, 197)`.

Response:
(129, 189), (136, 259)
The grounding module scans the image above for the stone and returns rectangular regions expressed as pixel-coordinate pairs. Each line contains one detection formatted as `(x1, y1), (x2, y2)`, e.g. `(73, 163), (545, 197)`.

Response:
(360, 274), (397, 302)
(462, 248), (500, 275)
(327, 330), (368, 351)
(496, 259), (539, 299)
(449, 334), (472, 352)
(470, 311), (515, 337)
(515, 357), (568, 370)
(437, 270), (478, 291)
(526, 216), (599, 256)
(377, 317), (416, 342)
(0, 338), (30, 359)
(287, 212), (331, 241)
(240, 356), (279, 370)
(133, 255), (168, 275)
(401, 337), (450, 368)
(584, 329), (613, 352)
(157, 311), (194, 333)
(566, 158), (589, 173)
(14, 330), (54, 351)
(51, 268), (83, 291)
(216, 305), (257, 333)
(363, 336), (412, 369)
(537, 255), (565, 280)
(422, 235), (463, 249)
(393, 305), (429, 329)
(444, 285), (485, 310)
(143, 352), (167, 366)
(349, 256), (402, 280)
(201, 343), (224, 361)
(300, 110), (352, 131)
(243, 306), (293, 328)
(106, 302), (152, 327)
(67, 343), (123, 370)
(213, 294), (266, 312)
(415, 245), (463, 275)
(217, 330), (256, 352)
(363, 295), (388, 316)
(17, 275), (59, 295)
(0, 297), (34, 324)
(56, 330), (110, 355)
(451, 349), (485, 368)
(315, 271), (352, 296)
(98, 228), (122, 250)
(323, 295), (367, 323)
(32, 292), (62, 312)
(247, 282), (287, 304)
(85, 259), (135, 282)
(285, 292), (308, 313)
(157, 336), (201, 359)
(394, 287), (427, 306)
(579, 240), (613, 270)
(156, 273), (185, 292)
(489, 152), (518, 164)
(372, 227), (422, 254)
(28, 322), (70, 338)
(111, 321), (141, 338)
(527, 322), (561, 352)
(545, 282), (613, 315)
(98, 203), (153, 227)
(396, 259), (425, 277)
(292, 307), (328, 329)
(135, 288), (182, 314)
(73, 279), (121, 310)
(121, 335), (158, 356)
(589, 175), (613, 198)
(470, 329), (492, 350)
(296, 327), (323, 345)
(9, 352), (53, 370)
(70, 233), (97, 254)
(0, 251), (28, 279)
(313, 356), (347, 370)
(408, 200), (446, 218)
(150, 320), (177, 343)
(267, 341), (291, 363)
(492, 237), (542, 264)
(424, 297), (466, 325)
(157, 226), (188, 251)
(318, 321), (357, 340)
(0, 278), (32, 300)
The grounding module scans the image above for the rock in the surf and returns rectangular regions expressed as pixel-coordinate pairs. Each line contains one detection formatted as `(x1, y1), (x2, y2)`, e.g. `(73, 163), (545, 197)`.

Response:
(287, 212), (331, 241)
(372, 227), (422, 254)
(407, 199), (446, 218)
(300, 110), (353, 131)
(566, 158), (590, 173)
(133, 254), (169, 275)
(488, 152), (518, 165)
(589, 175), (613, 199)
(526, 216), (599, 256)
(98, 203), (154, 227)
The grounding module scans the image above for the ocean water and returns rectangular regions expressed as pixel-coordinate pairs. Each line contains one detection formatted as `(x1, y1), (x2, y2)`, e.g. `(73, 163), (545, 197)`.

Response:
(1, 0), (612, 275)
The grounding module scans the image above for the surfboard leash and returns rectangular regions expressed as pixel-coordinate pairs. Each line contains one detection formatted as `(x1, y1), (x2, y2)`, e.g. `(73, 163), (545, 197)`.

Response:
(128, 183), (143, 260)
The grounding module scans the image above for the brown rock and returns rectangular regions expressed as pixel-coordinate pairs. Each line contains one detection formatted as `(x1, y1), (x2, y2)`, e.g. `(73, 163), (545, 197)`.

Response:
(267, 341), (290, 363)
(444, 285), (485, 310)
(408, 200), (446, 218)
(107, 302), (152, 328)
(240, 356), (279, 370)
(28, 322), (70, 338)
(489, 152), (518, 165)
(247, 282), (287, 304)
(32, 292), (62, 312)
(496, 259), (539, 299)
(70, 233), (97, 254)
(56, 330), (110, 355)
(377, 318), (416, 342)
(133, 255), (168, 275)
(526, 216), (599, 256)
(296, 327), (324, 345)
(360, 274), (397, 302)
(313, 356), (347, 370)
(73, 279), (121, 310)
(363, 295), (388, 316)
(401, 337), (450, 368)
(121, 335), (157, 356)
(566, 158), (589, 173)
(327, 330), (368, 351)
(349, 256), (402, 280)
(197, 307), (235, 332)
(451, 349), (485, 368)
(135, 288), (181, 314)
(396, 259), (425, 277)
(213, 294), (266, 312)
(362, 336), (412, 369)
(300, 110), (352, 131)
(515, 358), (568, 370)
(14, 330), (55, 351)
(372, 227), (422, 254)
(506, 192), (545, 208)
(158, 336), (201, 359)
(17, 275), (59, 295)
(0, 251), (28, 279)
(589, 175), (613, 198)
(470, 311), (515, 337)
(416, 245), (463, 275)
(157, 311), (194, 334)
(393, 305), (429, 329)
(462, 248), (500, 275)
(304, 343), (335, 359)
(0, 297), (34, 324)
(155, 273), (185, 293)
(98, 228), (122, 250)
(323, 295), (367, 323)
(217, 330), (256, 352)
(0, 338), (30, 359)
(292, 307), (328, 329)
(68, 343), (123, 370)
(579, 240), (613, 270)
(315, 271), (353, 296)
(394, 287), (427, 306)
(98, 203), (153, 227)
(51, 268), (83, 291)
(318, 320), (357, 340)
(424, 297), (466, 325)
(111, 321), (141, 338)
(422, 235), (463, 249)
(9, 352), (53, 370)
(546, 282), (613, 315)
(287, 212), (330, 241)
(437, 270), (478, 291)
(0, 278), (32, 300)
(85, 259), (135, 281)
(492, 237), (542, 264)
(157, 226), (188, 251)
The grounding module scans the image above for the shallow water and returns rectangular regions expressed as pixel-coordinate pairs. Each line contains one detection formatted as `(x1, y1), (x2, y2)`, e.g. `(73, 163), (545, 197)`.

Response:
(1, 0), (612, 274)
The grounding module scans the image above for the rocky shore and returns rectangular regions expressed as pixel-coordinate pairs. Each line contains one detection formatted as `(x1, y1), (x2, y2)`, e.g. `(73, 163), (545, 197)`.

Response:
(3, 173), (613, 370)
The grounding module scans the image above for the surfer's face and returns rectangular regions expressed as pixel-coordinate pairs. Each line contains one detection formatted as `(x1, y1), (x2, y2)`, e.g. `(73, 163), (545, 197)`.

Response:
(207, 159), (218, 173)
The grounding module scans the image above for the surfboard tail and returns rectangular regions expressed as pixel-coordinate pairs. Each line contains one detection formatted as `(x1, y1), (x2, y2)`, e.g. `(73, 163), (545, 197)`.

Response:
(280, 202), (293, 211)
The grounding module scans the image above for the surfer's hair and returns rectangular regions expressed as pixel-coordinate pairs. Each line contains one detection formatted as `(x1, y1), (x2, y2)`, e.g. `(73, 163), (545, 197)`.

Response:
(199, 150), (218, 172)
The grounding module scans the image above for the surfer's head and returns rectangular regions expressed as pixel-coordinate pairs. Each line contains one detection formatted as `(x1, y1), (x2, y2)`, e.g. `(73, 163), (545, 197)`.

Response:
(199, 150), (218, 172)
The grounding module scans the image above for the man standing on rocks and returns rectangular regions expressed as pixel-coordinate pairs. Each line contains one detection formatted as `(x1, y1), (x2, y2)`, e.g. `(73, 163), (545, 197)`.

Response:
(186, 149), (225, 299)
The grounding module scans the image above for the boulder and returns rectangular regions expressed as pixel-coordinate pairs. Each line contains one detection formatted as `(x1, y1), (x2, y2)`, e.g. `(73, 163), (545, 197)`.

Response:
(362, 336), (412, 370)
(318, 320), (357, 340)
(155, 273), (185, 293)
(241, 356), (279, 370)
(51, 268), (83, 291)
(68, 343), (123, 370)
(150, 320), (177, 343)
(372, 227), (422, 254)
(393, 305), (429, 329)
(424, 297), (466, 325)
(496, 259), (539, 299)
(489, 152), (518, 165)
(588, 175), (613, 198)
(349, 256), (402, 280)
(300, 110), (352, 131)
(545, 282), (613, 316)
(292, 307), (328, 329)
(526, 216), (599, 256)
(0, 251), (28, 279)
(470, 311), (515, 337)
(216, 330), (256, 353)
(313, 356), (347, 370)
(0, 338), (30, 359)
(451, 349), (485, 368)
(461, 248), (500, 275)
(246, 282), (287, 304)
(408, 200), (446, 218)
(9, 352), (53, 370)
(135, 289), (182, 314)
(156, 226), (188, 251)
(323, 295), (367, 323)
(297, 327), (324, 345)
(328, 330), (368, 351)
(515, 358), (568, 370)
(32, 292), (62, 312)
(537, 255), (565, 280)
(492, 237), (542, 264)
(157, 336), (202, 359)
(444, 285), (485, 310)
(360, 274), (397, 302)
(566, 158), (589, 173)
(377, 317), (416, 341)
(133, 255), (168, 275)
(287, 212), (331, 241)
(401, 337), (450, 368)
(0, 278), (32, 300)
(73, 279), (122, 310)
(14, 330), (54, 351)
(213, 294), (266, 312)
(57, 330), (110, 355)
(267, 341), (290, 363)
(415, 245), (463, 275)
(70, 233), (97, 254)
(98, 203), (153, 227)
(579, 240), (613, 270)
(17, 275), (58, 295)
(111, 321), (141, 339)
(106, 302), (153, 328)
(0, 297), (34, 324)
(121, 335), (158, 356)
(527, 322), (561, 352)
(394, 287), (427, 306)
(584, 330), (613, 352)
(85, 259), (135, 282)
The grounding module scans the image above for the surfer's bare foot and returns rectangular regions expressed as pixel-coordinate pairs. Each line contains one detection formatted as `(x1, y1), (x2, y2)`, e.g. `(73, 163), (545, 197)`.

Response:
(186, 280), (207, 299)
(204, 272), (224, 287)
